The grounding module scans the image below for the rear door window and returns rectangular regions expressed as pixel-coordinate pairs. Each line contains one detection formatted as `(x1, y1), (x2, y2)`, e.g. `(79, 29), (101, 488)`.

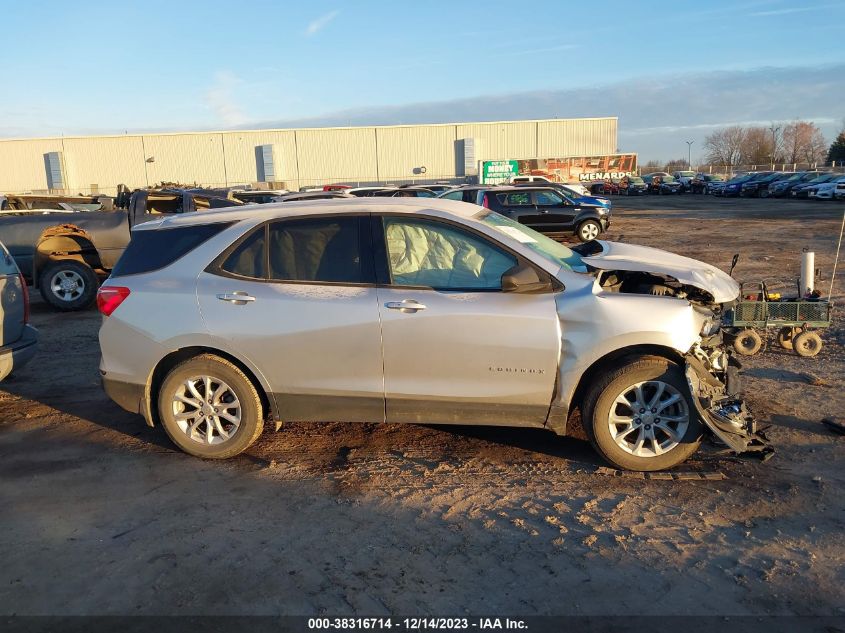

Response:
(268, 216), (369, 284)
(220, 226), (266, 279)
(533, 191), (565, 206)
(496, 192), (532, 206)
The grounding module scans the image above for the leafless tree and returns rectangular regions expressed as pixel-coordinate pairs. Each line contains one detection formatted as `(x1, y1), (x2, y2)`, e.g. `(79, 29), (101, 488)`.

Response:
(740, 127), (774, 165)
(779, 120), (827, 165)
(703, 126), (745, 167)
(664, 158), (690, 172)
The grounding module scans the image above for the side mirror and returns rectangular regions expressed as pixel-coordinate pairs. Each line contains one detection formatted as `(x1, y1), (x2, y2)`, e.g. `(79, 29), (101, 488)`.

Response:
(501, 263), (553, 293)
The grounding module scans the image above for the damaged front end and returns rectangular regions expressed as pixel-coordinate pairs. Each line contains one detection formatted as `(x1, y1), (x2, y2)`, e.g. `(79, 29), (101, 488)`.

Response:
(685, 341), (773, 459)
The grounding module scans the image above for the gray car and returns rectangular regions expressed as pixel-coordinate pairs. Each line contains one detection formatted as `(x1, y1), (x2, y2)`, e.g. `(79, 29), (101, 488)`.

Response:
(98, 198), (770, 471)
(0, 240), (38, 381)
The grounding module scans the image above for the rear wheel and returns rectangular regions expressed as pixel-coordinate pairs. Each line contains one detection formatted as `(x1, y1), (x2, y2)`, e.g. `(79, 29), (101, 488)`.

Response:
(39, 260), (98, 311)
(577, 220), (602, 242)
(732, 329), (762, 356)
(158, 354), (264, 458)
(583, 357), (703, 471)
(793, 331), (822, 357)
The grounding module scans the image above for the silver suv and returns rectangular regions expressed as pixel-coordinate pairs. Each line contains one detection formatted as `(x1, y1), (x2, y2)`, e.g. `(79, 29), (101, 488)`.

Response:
(98, 198), (770, 471)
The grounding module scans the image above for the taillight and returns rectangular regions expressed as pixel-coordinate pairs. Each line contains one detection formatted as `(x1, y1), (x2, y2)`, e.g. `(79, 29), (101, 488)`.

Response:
(19, 273), (29, 324)
(97, 286), (131, 316)
(482, 194), (490, 209)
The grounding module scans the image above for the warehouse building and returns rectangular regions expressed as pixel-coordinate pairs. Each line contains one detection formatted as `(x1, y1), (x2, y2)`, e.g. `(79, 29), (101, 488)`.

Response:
(0, 117), (617, 195)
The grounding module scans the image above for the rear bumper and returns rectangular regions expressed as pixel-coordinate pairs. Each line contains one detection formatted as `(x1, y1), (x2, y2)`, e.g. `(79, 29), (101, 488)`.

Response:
(0, 324), (38, 381)
(102, 374), (145, 416)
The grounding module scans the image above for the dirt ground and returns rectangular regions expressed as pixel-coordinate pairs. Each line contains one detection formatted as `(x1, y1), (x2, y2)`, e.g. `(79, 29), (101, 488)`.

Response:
(1, 195), (844, 617)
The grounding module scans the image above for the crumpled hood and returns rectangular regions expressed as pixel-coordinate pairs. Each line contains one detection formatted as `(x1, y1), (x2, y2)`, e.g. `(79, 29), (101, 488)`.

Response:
(582, 240), (740, 303)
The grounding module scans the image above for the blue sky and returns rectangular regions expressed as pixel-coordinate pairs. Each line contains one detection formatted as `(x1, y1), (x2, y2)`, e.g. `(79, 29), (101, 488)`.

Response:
(1, 0), (844, 160)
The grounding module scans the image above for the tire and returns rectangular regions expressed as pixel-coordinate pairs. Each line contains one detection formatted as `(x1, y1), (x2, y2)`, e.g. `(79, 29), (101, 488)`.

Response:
(760, 189), (769, 198)
(777, 326), (797, 350)
(582, 356), (703, 471)
(732, 329), (762, 356)
(157, 354), (264, 459)
(38, 260), (98, 311)
(577, 220), (602, 242)
(793, 331), (822, 357)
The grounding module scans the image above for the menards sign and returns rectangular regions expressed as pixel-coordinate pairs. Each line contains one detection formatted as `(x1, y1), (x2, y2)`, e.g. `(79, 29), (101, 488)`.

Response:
(480, 153), (637, 184)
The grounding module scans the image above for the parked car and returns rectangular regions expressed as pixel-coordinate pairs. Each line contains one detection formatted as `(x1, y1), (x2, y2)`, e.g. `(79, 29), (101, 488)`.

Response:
(373, 187), (436, 198)
(399, 184), (454, 194)
(617, 176), (649, 195)
(689, 174), (725, 195)
(513, 181), (612, 209)
(720, 173), (760, 197)
(791, 174), (838, 198)
(1, 193), (115, 214)
(437, 185), (496, 203)
(347, 187), (397, 197)
(589, 179), (620, 195)
(642, 174), (682, 194)
(273, 191), (353, 202)
(476, 187), (609, 242)
(740, 172), (789, 198)
(511, 176), (590, 196)
(807, 175), (845, 200)
(230, 190), (289, 204)
(98, 198), (769, 471)
(766, 172), (823, 197)
(0, 240), (38, 381)
(0, 189), (242, 311)
(835, 180), (845, 200)
(671, 171), (696, 191)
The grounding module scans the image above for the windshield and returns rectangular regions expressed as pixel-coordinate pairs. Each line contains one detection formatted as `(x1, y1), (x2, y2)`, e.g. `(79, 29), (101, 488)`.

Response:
(662, 175), (677, 183)
(727, 174), (753, 184)
(629, 176), (644, 184)
(478, 212), (586, 272)
(806, 174), (835, 184)
(677, 171), (695, 177)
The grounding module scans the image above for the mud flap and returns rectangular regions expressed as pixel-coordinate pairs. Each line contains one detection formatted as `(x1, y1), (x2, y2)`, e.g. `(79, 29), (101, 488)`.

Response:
(685, 360), (773, 458)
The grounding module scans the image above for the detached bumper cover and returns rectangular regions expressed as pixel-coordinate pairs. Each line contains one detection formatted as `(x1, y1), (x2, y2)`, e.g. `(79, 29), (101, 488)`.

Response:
(685, 356), (773, 457)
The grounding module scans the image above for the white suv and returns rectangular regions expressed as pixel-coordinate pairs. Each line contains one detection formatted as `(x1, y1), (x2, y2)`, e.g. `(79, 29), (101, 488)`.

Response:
(98, 198), (770, 470)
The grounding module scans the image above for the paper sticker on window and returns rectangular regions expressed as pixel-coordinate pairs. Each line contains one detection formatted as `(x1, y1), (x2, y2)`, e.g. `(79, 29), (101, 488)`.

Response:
(496, 226), (537, 243)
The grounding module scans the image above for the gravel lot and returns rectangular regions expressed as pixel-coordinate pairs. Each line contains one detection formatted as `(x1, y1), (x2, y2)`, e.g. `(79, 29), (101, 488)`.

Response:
(1, 195), (844, 617)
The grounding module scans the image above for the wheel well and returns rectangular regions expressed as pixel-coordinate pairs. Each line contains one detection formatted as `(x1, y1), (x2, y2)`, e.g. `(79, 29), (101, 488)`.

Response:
(568, 344), (684, 416)
(34, 233), (102, 287)
(148, 347), (271, 426)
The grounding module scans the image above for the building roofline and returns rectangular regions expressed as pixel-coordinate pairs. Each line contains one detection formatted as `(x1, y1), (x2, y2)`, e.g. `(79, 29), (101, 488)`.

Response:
(0, 117), (618, 144)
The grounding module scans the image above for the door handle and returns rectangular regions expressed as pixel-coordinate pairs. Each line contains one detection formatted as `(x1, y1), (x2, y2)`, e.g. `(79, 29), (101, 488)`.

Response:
(385, 299), (427, 313)
(217, 292), (256, 304)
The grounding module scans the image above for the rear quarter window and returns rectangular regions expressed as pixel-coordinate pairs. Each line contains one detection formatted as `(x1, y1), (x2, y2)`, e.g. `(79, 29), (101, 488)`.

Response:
(111, 223), (231, 277)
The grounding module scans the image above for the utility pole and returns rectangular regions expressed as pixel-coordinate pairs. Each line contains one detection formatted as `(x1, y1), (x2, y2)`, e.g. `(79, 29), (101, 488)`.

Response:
(768, 124), (781, 165)
(686, 140), (694, 169)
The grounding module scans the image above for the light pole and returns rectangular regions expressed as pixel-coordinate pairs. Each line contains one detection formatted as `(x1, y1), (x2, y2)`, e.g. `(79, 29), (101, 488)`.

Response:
(768, 124), (781, 166)
(685, 141), (694, 169)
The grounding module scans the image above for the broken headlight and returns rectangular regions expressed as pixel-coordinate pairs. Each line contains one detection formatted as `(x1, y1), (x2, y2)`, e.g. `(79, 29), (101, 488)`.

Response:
(700, 317), (722, 337)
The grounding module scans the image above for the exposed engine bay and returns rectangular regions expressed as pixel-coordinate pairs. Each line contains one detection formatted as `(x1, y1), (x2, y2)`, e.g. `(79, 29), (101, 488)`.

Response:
(597, 269), (722, 308)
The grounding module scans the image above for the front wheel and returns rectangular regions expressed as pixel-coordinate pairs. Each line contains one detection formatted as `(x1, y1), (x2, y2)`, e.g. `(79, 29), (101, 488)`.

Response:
(583, 357), (703, 471)
(576, 220), (602, 242)
(158, 354), (264, 458)
(793, 331), (822, 357)
(732, 329), (762, 355)
(39, 260), (98, 311)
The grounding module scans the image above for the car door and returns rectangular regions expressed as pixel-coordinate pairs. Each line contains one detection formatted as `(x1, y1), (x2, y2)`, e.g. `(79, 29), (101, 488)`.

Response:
(532, 190), (577, 227)
(196, 214), (385, 423)
(373, 214), (561, 427)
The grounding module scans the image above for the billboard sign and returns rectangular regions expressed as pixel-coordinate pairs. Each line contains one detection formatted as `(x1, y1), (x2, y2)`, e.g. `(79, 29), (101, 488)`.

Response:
(481, 160), (518, 184)
(480, 153), (637, 184)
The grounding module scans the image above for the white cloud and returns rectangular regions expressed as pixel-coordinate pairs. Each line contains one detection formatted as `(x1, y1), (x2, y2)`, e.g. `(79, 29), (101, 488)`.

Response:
(204, 70), (247, 127)
(305, 10), (340, 36)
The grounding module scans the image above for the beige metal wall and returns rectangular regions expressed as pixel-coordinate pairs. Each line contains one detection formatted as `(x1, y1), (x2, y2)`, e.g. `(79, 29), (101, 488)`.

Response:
(0, 118), (617, 194)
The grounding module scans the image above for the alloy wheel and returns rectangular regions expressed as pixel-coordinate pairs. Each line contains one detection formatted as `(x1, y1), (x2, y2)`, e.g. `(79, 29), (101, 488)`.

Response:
(607, 380), (690, 457)
(171, 375), (242, 445)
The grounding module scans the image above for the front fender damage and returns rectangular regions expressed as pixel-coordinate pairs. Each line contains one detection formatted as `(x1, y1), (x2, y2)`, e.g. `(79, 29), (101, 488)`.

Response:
(684, 355), (773, 458)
